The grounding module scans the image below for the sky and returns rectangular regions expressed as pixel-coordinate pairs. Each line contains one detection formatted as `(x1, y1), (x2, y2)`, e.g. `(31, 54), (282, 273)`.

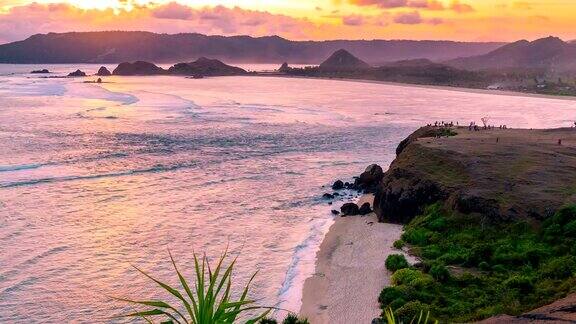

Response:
(0, 0), (575, 44)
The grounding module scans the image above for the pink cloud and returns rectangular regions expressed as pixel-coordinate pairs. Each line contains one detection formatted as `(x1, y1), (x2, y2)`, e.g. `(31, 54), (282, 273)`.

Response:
(393, 11), (423, 24)
(342, 15), (364, 26)
(0, 2), (318, 43)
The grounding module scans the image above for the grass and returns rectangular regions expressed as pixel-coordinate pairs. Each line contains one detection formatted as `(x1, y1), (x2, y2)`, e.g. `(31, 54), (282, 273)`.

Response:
(114, 249), (274, 324)
(378, 204), (576, 322)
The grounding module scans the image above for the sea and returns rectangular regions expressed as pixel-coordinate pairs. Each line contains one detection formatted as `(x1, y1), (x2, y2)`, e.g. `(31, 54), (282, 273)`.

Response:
(1, 63), (575, 323)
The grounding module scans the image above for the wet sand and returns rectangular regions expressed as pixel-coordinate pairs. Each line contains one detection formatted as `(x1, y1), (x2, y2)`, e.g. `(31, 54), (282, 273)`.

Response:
(265, 75), (576, 102)
(300, 195), (416, 324)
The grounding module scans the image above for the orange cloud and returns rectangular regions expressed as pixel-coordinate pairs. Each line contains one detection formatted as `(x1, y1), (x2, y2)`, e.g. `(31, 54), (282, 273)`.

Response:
(0, 2), (320, 43)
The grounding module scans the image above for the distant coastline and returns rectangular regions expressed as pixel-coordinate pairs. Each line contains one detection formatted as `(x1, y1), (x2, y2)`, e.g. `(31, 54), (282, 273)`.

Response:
(259, 74), (576, 102)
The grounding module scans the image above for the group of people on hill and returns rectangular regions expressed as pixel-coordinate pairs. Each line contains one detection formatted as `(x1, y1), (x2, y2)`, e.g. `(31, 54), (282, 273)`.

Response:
(428, 121), (456, 127)
(467, 122), (508, 131)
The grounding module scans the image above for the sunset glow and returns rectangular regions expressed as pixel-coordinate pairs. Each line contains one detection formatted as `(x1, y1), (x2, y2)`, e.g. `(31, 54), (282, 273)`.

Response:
(0, 0), (575, 44)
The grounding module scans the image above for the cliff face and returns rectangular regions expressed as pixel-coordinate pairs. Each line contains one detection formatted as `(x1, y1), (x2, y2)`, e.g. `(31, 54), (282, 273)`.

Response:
(374, 126), (576, 224)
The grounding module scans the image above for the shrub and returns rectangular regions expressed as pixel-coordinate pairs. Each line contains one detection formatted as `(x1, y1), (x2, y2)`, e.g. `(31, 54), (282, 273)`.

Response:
(395, 301), (431, 323)
(379, 286), (408, 305)
(478, 261), (491, 271)
(386, 254), (410, 272)
(504, 275), (534, 293)
(260, 319), (278, 324)
(403, 228), (432, 246)
(392, 268), (425, 286)
(564, 220), (576, 237)
(540, 256), (576, 279)
(429, 264), (450, 282)
(393, 240), (406, 249)
(282, 314), (310, 324)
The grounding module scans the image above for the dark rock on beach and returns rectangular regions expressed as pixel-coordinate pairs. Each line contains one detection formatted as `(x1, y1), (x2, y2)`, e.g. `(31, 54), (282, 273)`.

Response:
(323, 193), (335, 199)
(358, 202), (372, 215)
(332, 180), (344, 190)
(96, 66), (111, 76)
(31, 69), (49, 74)
(341, 203), (360, 216)
(331, 210), (340, 215)
(356, 164), (384, 192)
(68, 69), (86, 77)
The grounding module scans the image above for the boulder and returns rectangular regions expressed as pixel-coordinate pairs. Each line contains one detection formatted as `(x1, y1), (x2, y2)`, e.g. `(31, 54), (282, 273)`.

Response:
(323, 193), (335, 199)
(341, 203), (360, 216)
(31, 69), (49, 74)
(358, 164), (384, 188)
(113, 61), (166, 76)
(331, 210), (340, 215)
(359, 202), (372, 215)
(332, 180), (344, 190)
(96, 66), (112, 76)
(68, 69), (86, 77)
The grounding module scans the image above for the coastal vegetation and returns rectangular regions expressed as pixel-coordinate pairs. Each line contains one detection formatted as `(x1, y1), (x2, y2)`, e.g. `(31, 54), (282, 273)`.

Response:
(380, 203), (576, 322)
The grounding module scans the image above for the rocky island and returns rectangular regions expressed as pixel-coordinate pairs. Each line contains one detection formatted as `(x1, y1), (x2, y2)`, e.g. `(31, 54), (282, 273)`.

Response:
(112, 58), (248, 77)
(303, 125), (576, 323)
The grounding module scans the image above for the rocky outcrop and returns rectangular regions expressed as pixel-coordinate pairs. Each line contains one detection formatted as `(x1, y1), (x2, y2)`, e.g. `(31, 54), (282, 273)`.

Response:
(356, 164), (384, 192)
(113, 61), (167, 76)
(374, 126), (576, 224)
(168, 57), (247, 77)
(68, 69), (86, 77)
(96, 66), (111, 76)
(31, 69), (49, 74)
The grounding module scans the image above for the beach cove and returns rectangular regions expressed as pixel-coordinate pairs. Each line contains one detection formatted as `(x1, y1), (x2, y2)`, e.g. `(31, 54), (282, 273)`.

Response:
(2, 67), (576, 322)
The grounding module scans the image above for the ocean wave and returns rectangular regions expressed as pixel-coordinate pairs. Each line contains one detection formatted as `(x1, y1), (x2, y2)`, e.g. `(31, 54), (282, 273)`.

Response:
(0, 164), (43, 172)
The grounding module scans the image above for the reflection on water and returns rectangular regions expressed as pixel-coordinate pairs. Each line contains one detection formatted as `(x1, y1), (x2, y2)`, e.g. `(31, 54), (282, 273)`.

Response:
(1, 64), (576, 322)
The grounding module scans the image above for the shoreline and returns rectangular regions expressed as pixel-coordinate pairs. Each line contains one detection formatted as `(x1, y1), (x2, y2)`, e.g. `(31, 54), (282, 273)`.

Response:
(255, 74), (576, 102)
(299, 195), (416, 323)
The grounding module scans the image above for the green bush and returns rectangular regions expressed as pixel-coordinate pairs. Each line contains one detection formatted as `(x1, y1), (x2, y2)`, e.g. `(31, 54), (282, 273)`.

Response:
(402, 228), (432, 246)
(282, 314), (309, 324)
(395, 301), (431, 323)
(386, 254), (410, 272)
(429, 264), (450, 282)
(541, 256), (576, 279)
(393, 240), (406, 249)
(478, 261), (490, 271)
(392, 268), (427, 286)
(504, 275), (534, 293)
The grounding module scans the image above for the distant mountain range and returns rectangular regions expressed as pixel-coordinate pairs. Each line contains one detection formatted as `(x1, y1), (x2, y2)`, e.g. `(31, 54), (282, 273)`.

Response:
(0, 31), (503, 64)
(446, 36), (576, 74)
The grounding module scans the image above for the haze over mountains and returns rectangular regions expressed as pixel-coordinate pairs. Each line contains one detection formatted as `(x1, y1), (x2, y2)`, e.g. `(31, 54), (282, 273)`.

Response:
(447, 36), (576, 74)
(0, 31), (503, 64)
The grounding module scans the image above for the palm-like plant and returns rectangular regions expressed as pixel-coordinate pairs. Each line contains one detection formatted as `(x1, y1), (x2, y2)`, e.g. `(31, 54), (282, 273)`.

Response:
(115, 249), (273, 324)
(383, 307), (438, 324)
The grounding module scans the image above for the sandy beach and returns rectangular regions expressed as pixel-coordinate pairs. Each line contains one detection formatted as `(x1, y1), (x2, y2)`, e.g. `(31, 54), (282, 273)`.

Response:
(300, 195), (416, 324)
(262, 74), (576, 102)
